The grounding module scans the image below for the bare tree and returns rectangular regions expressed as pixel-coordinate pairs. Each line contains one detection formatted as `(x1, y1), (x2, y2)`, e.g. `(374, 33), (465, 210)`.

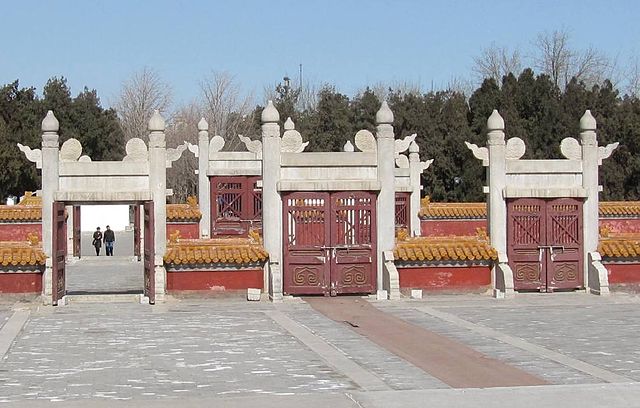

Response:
(165, 102), (201, 203)
(534, 29), (611, 89)
(472, 43), (522, 85)
(113, 67), (173, 140)
(200, 71), (255, 150)
(625, 56), (640, 98)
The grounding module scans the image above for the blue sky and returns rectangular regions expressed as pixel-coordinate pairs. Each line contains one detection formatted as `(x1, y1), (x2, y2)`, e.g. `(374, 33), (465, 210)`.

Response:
(1, 0), (638, 108)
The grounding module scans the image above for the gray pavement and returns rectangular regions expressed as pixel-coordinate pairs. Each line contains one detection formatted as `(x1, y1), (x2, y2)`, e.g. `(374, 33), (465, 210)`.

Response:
(1, 257), (640, 406)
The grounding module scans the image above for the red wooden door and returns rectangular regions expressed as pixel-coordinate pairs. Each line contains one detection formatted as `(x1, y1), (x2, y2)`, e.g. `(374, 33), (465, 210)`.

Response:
(143, 201), (155, 304)
(283, 193), (331, 295)
(52, 202), (66, 305)
(508, 198), (583, 292)
(133, 204), (141, 261)
(283, 192), (377, 296)
(330, 192), (376, 295)
(72, 206), (81, 258)
(545, 198), (583, 291)
(210, 176), (261, 236)
(508, 199), (545, 290)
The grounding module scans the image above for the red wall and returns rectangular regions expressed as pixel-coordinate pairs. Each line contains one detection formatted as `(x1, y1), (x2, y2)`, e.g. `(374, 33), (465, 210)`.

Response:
(399, 265), (491, 292)
(0, 272), (42, 293)
(421, 219), (487, 237)
(0, 224), (41, 242)
(599, 219), (640, 234)
(167, 269), (263, 291)
(166, 223), (199, 239)
(606, 263), (640, 284)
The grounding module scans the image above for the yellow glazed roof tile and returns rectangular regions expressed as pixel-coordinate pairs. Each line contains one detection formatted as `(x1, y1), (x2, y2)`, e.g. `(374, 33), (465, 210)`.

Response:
(166, 196), (202, 222)
(165, 237), (268, 265)
(0, 241), (46, 267)
(0, 192), (42, 222)
(598, 233), (640, 258)
(394, 235), (497, 262)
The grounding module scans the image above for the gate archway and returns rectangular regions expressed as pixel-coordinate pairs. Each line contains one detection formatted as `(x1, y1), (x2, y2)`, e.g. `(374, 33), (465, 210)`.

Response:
(21, 110), (185, 305)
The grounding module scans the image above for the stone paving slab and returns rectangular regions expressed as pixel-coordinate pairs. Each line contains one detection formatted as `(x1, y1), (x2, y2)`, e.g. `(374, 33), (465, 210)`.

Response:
(66, 256), (142, 294)
(374, 292), (640, 384)
(0, 301), (354, 403)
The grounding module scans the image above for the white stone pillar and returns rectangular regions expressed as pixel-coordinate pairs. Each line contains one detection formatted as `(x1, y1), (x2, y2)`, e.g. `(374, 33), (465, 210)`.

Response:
(376, 102), (396, 297)
(148, 110), (167, 301)
(408, 141), (422, 237)
(580, 110), (599, 287)
(197, 118), (210, 238)
(486, 110), (507, 287)
(41, 111), (60, 301)
(261, 101), (283, 301)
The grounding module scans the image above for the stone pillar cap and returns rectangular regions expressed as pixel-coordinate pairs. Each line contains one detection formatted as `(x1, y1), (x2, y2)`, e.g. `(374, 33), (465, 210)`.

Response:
(197, 117), (209, 131)
(409, 140), (419, 153)
(261, 100), (280, 123)
(580, 110), (597, 131)
(284, 117), (295, 130)
(148, 110), (165, 132)
(376, 101), (394, 124)
(41, 110), (59, 132)
(487, 109), (504, 131)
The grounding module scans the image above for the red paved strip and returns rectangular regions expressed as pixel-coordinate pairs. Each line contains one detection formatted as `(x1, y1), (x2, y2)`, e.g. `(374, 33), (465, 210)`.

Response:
(305, 297), (547, 388)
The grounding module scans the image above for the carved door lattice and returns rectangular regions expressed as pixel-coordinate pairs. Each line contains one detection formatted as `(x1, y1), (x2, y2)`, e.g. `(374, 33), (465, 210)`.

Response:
(210, 176), (261, 236)
(508, 198), (583, 292)
(283, 191), (376, 296)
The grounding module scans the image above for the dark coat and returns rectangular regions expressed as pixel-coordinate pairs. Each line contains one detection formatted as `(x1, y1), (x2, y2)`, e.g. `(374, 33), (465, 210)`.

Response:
(92, 231), (103, 248)
(104, 229), (115, 243)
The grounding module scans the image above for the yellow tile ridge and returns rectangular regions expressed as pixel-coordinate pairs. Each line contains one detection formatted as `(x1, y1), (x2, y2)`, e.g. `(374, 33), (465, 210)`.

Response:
(0, 241), (46, 267)
(165, 236), (268, 265)
(598, 233), (640, 258)
(166, 196), (202, 221)
(394, 235), (497, 262)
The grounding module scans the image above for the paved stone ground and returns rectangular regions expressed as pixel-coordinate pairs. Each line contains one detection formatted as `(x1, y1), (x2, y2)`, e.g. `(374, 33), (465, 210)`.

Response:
(1, 258), (640, 406)
(66, 256), (142, 294)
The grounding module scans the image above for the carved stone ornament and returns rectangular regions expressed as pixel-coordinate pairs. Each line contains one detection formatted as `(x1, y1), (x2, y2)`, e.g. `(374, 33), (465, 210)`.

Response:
(354, 129), (376, 152)
(209, 135), (225, 154)
(59, 138), (82, 161)
(343, 140), (354, 152)
(395, 133), (416, 154)
(187, 142), (199, 158)
(420, 159), (434, 172)
(505, 137), (525, 160)
(395, 155), (410, 168)
(559, 137), (581, 160)
(79, 155), (92, 162)
(17, 143), (42, 169)
(281, 129), (308, 153)
(465, 141), (489, 166)
(166, 142), (188, 167)
(598, 142), (619, 164)
(237, 135), (262, 158)
(122, 138), (148, 162)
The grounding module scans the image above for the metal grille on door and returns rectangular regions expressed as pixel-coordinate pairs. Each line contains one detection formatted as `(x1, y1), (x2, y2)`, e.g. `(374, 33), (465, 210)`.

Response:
(283, 191), (377, 296)
(507, 198), (583, 292)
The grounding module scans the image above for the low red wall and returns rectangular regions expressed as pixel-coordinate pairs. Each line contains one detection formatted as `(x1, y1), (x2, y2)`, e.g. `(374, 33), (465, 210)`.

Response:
(166, 269), (263, 291)
(167, 223), (199, 239)
(0, 224), (41, 242)
(420, 219), (487, 237)
(0, 272), (42, 293)
(606, 263), (640, 284)
(398, 265), (491, 292)
(599, 219), (640, 234)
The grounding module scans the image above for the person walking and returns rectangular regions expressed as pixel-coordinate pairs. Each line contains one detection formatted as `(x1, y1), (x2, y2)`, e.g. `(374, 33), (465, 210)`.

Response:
(92, 227), (103, 256)
(104, 225), (116, 256)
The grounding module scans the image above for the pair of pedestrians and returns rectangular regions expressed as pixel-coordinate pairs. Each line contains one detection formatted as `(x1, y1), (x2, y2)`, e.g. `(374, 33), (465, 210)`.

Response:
(92, 225), (116, 256)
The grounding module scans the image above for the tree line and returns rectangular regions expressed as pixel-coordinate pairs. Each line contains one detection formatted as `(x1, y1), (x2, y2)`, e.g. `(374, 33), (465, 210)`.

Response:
(1, 70), (639, 203)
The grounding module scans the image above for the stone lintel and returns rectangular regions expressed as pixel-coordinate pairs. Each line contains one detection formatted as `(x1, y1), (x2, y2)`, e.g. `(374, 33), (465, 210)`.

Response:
(503, 187), (588, 198)
(54, 190), (153, 202)
(506, 159), (582, 174)
(59, 161), (149, 176)
(281, 152), (377, 167)
(277, 180), (381, 191)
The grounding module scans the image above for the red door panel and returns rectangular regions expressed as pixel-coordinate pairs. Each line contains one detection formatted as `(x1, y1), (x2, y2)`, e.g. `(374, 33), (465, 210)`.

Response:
(283, 192), (330, 295)
(52, 202), (66, 305)
(508, 199), (546, 291)
(72, 206), (81, 258)
(330, 192), (376, 295)
(545, 198), (583, 291)
(143, 201), (155, 304)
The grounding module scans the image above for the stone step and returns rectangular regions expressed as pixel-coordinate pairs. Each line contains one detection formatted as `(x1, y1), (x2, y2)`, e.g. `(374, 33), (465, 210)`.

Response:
(63, 293), (146, 304)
